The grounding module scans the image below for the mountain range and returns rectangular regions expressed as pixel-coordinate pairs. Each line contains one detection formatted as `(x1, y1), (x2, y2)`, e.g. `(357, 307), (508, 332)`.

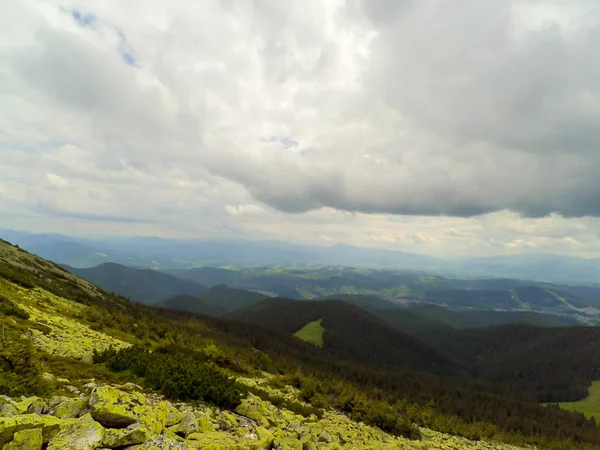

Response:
(3, 236), (600, 448)
(5, 228), (600, 284)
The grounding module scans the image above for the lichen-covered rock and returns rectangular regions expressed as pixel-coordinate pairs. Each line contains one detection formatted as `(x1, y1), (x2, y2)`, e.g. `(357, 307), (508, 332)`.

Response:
(15, 397), (46, 415)
(0, 414), (62, 444)
(317, 431), (331, 443)
(256, 426), (275, 449)
(124, 435), (189, 449)
(0, 403), (19, 418)
(140, 401), (169, 435)
(89, 386), (168, 435)
(177, 411), (199, 437)
(0, 396), (20, 418)
(47, 414), (104, 450)
(48, 396), (70, 409)
(102, 423), (150, 447)
(4, 428), (43, 450)
(54, 397), (86, 419)
(235, 394), (272, 427)
(185, 431), (248, 449)
(83, 382), (99, 393)
(198, 414), (215, 433)
(165, 402), (183, 427)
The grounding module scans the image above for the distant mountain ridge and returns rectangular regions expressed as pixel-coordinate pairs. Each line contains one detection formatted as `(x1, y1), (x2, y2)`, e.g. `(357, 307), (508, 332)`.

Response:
(64, 262), (207, 304)
(6, 228), (600, 284)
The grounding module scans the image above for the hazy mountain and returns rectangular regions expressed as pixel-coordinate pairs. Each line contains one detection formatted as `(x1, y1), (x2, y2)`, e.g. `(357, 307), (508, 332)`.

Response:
(64, 262), (207, 304)
(5, 228), (600, 285)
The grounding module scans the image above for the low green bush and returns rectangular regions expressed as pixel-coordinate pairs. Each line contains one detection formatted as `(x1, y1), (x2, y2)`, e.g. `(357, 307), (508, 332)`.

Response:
(93, 345), (242, 409)
(0, 295), (30, 320)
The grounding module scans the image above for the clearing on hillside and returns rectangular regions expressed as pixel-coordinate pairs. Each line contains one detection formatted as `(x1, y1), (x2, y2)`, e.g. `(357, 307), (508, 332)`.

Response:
(293, 318), (324, 347)
(560, 381), (600, 423)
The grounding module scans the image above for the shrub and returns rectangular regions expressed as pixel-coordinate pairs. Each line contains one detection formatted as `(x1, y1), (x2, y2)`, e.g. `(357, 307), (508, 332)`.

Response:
(0, 337), (52, 397)
(0, 295), (30, 320)
(94, 345), (242, 409)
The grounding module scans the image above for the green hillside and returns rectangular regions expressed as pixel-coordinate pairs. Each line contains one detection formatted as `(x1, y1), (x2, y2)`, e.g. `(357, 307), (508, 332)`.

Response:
(294, 319), (325, 347)
(560, 381), (600, 423)
(2, 237), (600, 449)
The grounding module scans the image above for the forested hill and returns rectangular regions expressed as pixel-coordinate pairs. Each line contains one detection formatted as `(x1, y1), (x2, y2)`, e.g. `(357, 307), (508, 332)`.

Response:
(64, 262), (207, 303)
(230, 298), (465, 376)
(2, 237), (600, 449)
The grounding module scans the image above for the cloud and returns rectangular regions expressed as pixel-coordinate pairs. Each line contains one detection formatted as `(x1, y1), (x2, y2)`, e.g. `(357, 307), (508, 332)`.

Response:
(2, 1), (600, 256)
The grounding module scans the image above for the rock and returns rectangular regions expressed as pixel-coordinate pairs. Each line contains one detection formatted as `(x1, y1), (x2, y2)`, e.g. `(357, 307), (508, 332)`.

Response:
(101, 424), (150, 447)
(83, 382), (99, 393)
(198, 416), (214, 433)
(185, 431), (241, 448)
(119, 382), (143, 392)
(15, 397), (46, 415)
(55, 377), (70, 384)
(140, 401), (169, 435)
(165, 402), (183, 427)
(65, 385), (81, 395)
(0, 397), (20, 418)
(47, 414), (104, 450)
(0, 403), (19, 418)
(317, 431), (331, 443)
(89, 386), (167, 434)
(54, 398), (86, 419)
(0, 414), (61, 444)
(48, 396), (70, 409)
(177, 411), (199, 437)
(124, 435), (189, 449)
(4, 428), (43, 450)
(256, 426), (275, 449)
(234, 394), (272, 426)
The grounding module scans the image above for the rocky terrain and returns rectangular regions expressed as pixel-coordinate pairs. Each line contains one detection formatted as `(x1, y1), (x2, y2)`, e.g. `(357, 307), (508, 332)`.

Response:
(0, 379), (530, 450)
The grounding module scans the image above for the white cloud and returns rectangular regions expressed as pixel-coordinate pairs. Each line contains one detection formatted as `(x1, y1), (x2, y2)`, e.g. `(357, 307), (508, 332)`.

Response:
(2, 0), (600, 257)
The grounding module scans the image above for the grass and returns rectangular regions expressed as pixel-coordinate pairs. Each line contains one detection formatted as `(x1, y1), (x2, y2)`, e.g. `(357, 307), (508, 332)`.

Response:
(293, 319), (324, 347)
(560, 381), (600, 423)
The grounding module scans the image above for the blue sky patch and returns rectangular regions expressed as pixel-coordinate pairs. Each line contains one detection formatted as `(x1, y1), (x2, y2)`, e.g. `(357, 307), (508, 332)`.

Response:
(71, 9), (96, 27)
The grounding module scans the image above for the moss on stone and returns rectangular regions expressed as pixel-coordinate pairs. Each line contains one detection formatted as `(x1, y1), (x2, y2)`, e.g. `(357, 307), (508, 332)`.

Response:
(47, 413), (104, 450)
(101, 424), (151, 447)
(4, 427), (43, 450)
(54, 398), (86, 419)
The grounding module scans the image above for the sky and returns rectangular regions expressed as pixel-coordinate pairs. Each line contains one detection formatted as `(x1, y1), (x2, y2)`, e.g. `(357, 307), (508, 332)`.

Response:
(2, 0), (600, 257)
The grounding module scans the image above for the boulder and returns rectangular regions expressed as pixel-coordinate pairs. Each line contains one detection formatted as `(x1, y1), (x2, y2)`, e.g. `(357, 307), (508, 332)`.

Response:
(234, 394), (272, 427)
(124, 435), (189, 449)
(177, 411), (199, 437)
(4, 428), (43, 450)
(185, 431), (243, 449)
(165, 402), (183, 427)
(256, 426), (275, 449)
(0, 396), (20, 418)
(317, 431), (332, 444)
(15, 397), (46, 415)
(102, 423), (150, 447)
(0, 414), (61, 444)
(47, 414), (104, 450)
(54, 398), (86, 419)
(198, 414), (215, 433)
(89, 386), (168, 434)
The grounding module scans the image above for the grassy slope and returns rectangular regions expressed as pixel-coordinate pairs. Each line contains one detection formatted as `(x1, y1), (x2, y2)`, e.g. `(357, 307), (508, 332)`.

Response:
(561, 381), (600, 423)
(3, 237), (600, 449)
(293, 319), (325, 347)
